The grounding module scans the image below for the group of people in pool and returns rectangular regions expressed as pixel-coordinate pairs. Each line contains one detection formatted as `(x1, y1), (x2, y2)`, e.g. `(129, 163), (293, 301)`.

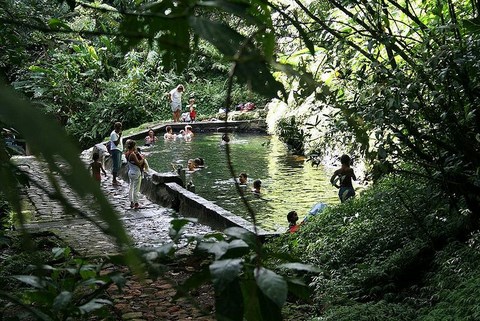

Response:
(91, 122), (357, 221)
(143, 125), (195, 145)
(237, 172), (262, 195)
(286, 154), (357, 233)
(155, 125), (195, 141)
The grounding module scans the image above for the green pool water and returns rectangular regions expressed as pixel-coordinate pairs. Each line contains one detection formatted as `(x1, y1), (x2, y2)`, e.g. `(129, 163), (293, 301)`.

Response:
(139, 132), (339, 232)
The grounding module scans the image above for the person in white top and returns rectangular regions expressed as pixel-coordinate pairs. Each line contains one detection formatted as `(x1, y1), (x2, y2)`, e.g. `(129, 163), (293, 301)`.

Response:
(125, 140), (144, 209)
(109, 122), (123, 186)
(169, 84), (184, 122)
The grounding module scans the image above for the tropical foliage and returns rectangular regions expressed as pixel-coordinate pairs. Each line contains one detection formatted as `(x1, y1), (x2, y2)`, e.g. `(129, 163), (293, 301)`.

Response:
(273, 0), (480, 231)
(268, 174), (480, 320)
(1, 0), (480, 320)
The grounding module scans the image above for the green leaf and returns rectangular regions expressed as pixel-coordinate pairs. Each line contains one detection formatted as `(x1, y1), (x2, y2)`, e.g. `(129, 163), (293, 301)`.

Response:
(188, 17), (243, 57)
(223, 227), (258, 247)
(14, 275), (47, 289)
(190, 16), (284, 98)
(254, 267), (287, 308)
(462, 17), (480, 34)
(107, 272), (127, 290)
(169, 218), (197, 241)
(241, 280), (262, 321)
(170, 218), (198, 232)
(286, 277), (312, 300)
(278, 262), (322, 273)
(209, 259), (243, 292)
(52, 247), (69, 259)
(242, 279), (283, 321)
(216, 279), (244, 321)
(78, 298), (112, 313)
(235, 59), (285, 98)
(222, 239), (250, 259)
(198, 1), (250, 17)
(198, 240), (229, 259)
(0, 85), (142, 274)
(53, 291), (72, 311)
(0, 290), (54, 321)
(48, 18), (72, 31)
(174, 265), (211, 299)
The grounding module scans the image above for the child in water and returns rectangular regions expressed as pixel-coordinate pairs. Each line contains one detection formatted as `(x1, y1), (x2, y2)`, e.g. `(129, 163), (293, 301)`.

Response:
(252, 179), (261, 195)
(330, 154), (357, 202)
(89, 152), (107, 183)
(221, 133), (230, 144)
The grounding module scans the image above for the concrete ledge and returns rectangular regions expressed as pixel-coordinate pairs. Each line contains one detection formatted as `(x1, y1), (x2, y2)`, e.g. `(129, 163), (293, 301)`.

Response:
(115, 165), (272, 238)
(127, 119), (267, 140)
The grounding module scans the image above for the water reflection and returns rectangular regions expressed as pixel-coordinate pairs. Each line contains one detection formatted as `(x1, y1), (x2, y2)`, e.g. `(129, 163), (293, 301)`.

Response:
(141, 133), (338, 231)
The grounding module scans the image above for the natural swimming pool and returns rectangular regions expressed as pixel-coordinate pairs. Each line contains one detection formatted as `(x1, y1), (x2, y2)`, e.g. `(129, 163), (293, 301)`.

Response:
(138, 132), (339, 232)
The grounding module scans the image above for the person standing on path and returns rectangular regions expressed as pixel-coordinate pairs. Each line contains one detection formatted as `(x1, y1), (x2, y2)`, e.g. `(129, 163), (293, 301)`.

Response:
(169, 84), (184, 122)
(110, 122), (123, 186)
(125, 140), (144, 209)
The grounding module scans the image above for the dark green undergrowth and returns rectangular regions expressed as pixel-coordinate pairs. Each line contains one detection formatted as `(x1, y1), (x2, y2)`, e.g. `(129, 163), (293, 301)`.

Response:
(269, 174), (480, 320)
(0, 232), (68, 292)
(0, 232), (125, 320)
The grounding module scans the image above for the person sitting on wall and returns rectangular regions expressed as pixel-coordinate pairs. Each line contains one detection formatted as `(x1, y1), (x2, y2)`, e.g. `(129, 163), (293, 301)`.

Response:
(302, 202), (328, 223)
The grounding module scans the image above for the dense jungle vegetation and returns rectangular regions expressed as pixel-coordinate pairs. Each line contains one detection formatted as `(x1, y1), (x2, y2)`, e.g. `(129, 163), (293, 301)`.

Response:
(1, 0), (480, 320)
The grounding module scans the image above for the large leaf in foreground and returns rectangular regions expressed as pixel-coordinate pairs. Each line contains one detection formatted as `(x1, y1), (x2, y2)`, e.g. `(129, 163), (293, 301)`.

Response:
(0, 85), (141, 270)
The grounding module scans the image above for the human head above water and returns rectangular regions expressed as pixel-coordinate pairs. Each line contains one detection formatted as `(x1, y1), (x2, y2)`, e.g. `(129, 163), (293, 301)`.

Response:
(253, 179), (261, 189)
(222, 133), (230, 142)
(187, 159), (195, 171)
(194, 158), (204, 167)
(166, 126), (172, 133)
(239, 173), (248, 184)
(340, 154), (351, 166)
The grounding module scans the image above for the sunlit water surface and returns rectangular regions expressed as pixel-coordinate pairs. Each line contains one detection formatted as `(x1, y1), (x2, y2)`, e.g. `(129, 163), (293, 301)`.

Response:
(139, 133), (339, 232)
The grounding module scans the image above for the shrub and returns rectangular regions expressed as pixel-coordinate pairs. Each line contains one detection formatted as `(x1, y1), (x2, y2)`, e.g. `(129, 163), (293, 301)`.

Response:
(269, 173), (477, 319)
